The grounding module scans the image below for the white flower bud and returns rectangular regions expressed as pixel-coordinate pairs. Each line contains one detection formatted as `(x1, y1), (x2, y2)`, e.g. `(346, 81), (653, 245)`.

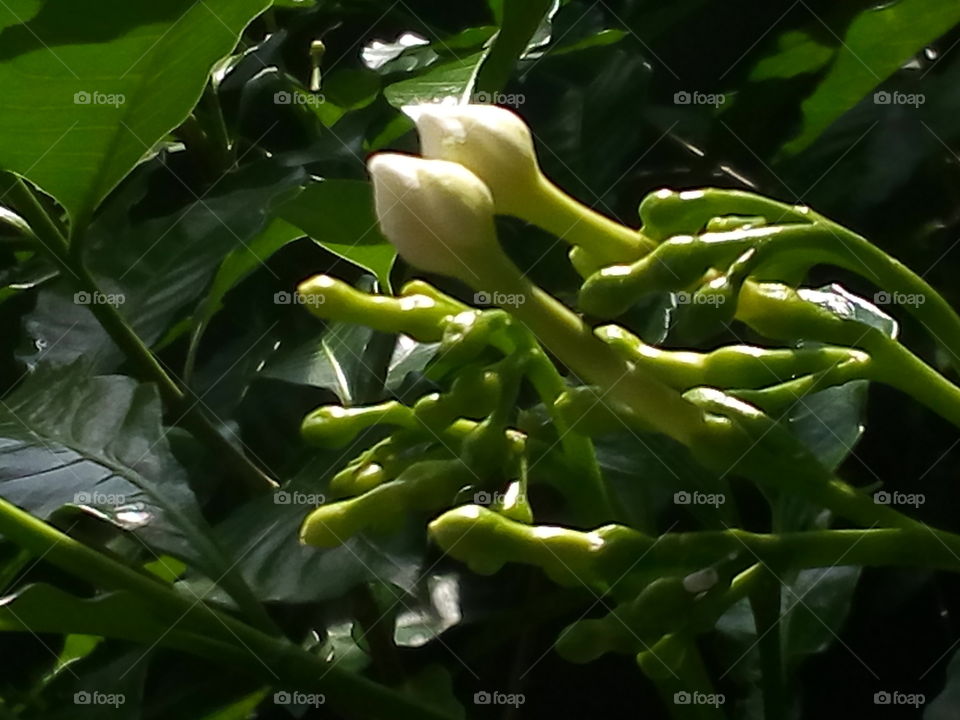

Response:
(368, 153), (500, 284)
(409, 103), (653, 266)
(409, 103), (540, 218)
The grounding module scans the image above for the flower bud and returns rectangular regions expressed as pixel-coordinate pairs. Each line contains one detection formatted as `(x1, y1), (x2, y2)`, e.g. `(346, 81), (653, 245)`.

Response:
(410, 103), (540, 218)
(409, 103), (653, 265)
(367, 153), (502, 284)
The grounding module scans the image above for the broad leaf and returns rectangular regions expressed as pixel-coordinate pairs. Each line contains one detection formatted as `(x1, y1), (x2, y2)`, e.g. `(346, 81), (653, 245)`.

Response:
(263, 320), (375, 405)
(276, 180), (395, 291)
(0, 0), (271, 229)
(781, 0), (960, 154)
(385, 52), (488, 108)
(0, 364), (248, 595)
(20, 157), (305, 372)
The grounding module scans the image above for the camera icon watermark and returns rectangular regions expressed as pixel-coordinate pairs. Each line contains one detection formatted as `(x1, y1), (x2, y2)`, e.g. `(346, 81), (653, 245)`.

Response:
(673, 90), (725, 108)
(74, 491), (127, 506)
(473, 290), (526, 308)
(73, 691), (125, 707)
(274, 290), (325, 306)
(473, 690), (525, 708)
(675, 291), (725, 306)
(873, 290), (926, 308)
(873, 90), (925, 107)
(472, 90), (526, 108)
(73, 90), (126, 107)
(74, 290), (125, 307)
(274, 90), (326, 106)
(472, 489), (524, 506)
(674, 490), (726, 508)
(673, 691), (725, 707)
(873, 690), (925, 707)
(273, 691), (325, 707)
(873, 490), (925, 508)
(274, 490), (326, 506)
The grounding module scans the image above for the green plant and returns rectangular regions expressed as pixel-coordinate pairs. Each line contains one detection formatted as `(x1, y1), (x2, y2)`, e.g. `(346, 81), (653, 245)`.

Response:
(2, 2), (960, 719)
(296, 109), (960, 715)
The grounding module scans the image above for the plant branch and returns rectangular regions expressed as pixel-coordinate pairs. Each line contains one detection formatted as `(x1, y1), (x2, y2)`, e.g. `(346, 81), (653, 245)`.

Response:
(0, 497), (457, 720)
(5, 176), (276, 494)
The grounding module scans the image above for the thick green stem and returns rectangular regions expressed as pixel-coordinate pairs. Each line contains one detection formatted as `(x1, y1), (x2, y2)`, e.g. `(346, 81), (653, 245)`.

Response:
(527, 176), (656, 265)
(871, 339), (960, 428)
(523, 347), (617, 524)
(477, 251), (707, 447)
(0, 497), (455, 720)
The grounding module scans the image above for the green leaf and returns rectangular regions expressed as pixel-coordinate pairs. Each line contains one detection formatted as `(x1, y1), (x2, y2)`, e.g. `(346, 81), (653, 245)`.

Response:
(749, 31), (834, 81)
(0, 0), (271, 230)
(0, 363), (252, 601)
(20, 157), (305, 372)
(384, 52), (488, 108)
(186, 216), (304, 379)
(396, 665), (465, 720)
(386, 336), (440, 394)
(779, 566), (861, 676)
(214, 466), (431, 603)
(781, 0), (960, 155)
(476, 0), (555, 93)
(276, 180), (395, 291)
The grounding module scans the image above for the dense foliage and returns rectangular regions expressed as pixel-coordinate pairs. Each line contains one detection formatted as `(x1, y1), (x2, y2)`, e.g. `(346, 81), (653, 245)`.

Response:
(1, 2), (960, 719)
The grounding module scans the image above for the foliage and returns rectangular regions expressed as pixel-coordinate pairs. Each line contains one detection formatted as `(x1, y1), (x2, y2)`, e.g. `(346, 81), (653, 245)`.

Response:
(0, 2), (958, 719)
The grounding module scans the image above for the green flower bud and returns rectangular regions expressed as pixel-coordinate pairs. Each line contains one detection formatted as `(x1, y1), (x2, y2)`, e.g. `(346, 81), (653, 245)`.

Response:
(301, 401), (415, 449)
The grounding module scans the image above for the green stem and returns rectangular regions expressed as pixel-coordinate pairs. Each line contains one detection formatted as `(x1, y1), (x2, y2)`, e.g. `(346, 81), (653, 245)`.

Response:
(871, 339), (960, 428)
(6, 177), (275, 493)
(0, 497), (456, 720)
(749, 568), (784, 720)
(478, 252), (708, 448)
(527, 176), (656, 265)
(523, 346), (617, 524)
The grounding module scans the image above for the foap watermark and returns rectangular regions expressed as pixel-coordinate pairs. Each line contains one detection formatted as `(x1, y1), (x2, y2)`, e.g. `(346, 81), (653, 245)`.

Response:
(474, 290), (526, 308)
(274, 290), (325, 306)
(874, 90), (925, 108)
(473, 691), (525, 708)
(472, 90), (525, 108)
(873, 290), (926, 308)
(274, 90), (325, 106)
(273, 691), (326, 708)
(74, 491), (126, 505)
(674, 691), (725, 708)
(873, 490), (925, 508)
(274, 490), (326, 506)
(874, 690), (925, 708)
(675, 291), (725, 306)
(674, 490), (725, 508)
(74, 290), (125, 307)
(74, 90), (125, 107)
(674, 90), (725, 108)
(473, 489), (525, 506)
(74, 691), (125, 708)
